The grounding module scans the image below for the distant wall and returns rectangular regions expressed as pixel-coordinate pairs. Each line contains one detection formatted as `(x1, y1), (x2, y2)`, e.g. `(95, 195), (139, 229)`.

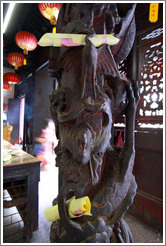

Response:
(33, 65), (54, 140)
(12, 64), (56, 152)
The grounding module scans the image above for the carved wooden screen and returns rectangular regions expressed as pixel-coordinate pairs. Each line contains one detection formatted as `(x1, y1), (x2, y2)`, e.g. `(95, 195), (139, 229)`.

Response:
(118, 59), (128, 77)
(136, 27), (163, 129)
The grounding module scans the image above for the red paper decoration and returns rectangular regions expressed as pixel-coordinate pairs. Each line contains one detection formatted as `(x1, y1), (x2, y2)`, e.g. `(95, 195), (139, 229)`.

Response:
(3, 80), (10, 90)
(7, 53), (26, 70)
(38, 3), (61, 25)
(3, 73), (20, 84)
(15, 31), (38, 55)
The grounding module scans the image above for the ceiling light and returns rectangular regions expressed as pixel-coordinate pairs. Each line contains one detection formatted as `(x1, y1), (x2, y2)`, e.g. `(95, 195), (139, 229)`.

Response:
(3, 3), (16, 34)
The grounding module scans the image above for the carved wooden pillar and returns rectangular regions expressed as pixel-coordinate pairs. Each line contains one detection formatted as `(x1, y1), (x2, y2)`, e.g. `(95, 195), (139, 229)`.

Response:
(48, 3), (139, 243)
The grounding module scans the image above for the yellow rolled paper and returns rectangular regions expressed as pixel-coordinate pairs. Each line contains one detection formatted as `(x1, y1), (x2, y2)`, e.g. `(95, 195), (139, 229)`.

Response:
(38, 33), (119, 48)
(44, 196), (92, 222)
(68, 196), (92, 218)
(44, 203), (60, 222)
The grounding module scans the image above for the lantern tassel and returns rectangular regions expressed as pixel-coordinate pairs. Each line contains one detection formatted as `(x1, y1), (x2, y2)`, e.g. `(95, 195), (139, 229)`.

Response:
(50, 15), (57, 25)
(23, 48), (28, 55)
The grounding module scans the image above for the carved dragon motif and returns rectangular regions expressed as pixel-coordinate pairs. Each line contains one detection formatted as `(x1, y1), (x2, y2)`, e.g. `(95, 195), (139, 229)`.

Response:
(49, 3), (139, 243)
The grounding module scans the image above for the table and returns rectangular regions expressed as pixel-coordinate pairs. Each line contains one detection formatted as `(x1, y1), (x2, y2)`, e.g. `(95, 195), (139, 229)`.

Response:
(3, 140), (41, 242)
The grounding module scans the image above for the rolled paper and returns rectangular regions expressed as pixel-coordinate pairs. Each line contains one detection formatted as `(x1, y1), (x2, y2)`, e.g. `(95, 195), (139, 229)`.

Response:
(44, 196), (92, 222)
(44, 203), (60, 222)
(38, 33), (120, 48)
(68, 196), (92, 218)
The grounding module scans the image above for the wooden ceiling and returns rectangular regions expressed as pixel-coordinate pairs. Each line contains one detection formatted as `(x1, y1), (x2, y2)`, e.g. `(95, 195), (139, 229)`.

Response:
(3, 3), (163, 79)
(3, 3), (52, 75)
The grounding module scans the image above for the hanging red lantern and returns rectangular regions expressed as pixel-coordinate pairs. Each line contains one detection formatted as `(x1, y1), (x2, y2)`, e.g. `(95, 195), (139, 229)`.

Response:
(38, 3), (61, 25)
(3, 73), (20, 84)
(3, 40), (5, 47)
(15, 31), (38, 55)
(3, 80), (10, 90)
(7, 53), (26, 70)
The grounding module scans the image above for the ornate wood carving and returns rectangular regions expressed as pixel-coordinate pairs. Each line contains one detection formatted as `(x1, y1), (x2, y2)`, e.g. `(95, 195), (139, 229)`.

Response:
(49, 3), (139, 243)
(137, 27), (163, 126)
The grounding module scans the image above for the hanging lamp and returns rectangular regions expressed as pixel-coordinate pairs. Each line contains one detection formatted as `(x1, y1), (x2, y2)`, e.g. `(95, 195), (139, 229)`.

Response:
(3, 73), (20, 84)
(15, 31), (38, 55)
(7, 52), (26, 70)
(3, 80), (10, 90)
(38, 3), (61, 25)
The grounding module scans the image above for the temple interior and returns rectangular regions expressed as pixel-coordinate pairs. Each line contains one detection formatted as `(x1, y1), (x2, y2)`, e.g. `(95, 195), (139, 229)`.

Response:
(2, 2), (164, 244)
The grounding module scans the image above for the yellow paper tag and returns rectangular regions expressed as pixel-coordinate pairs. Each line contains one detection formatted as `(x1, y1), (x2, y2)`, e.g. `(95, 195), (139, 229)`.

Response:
(149, 3), (159, 22)
(52, 27), (56, 33)
(38, 33), (119, 48)
(44, 196), (92, 222)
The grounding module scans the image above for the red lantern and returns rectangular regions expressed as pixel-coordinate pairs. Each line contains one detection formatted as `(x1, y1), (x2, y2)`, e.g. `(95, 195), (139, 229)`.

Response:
(38, 3), (61, 25)
(3, 40), (5, 47)
(3, 80), (10, 90)
(7, 53), (26, 70)
(15, 31), (38, 55)
(3, 73), (20, 84)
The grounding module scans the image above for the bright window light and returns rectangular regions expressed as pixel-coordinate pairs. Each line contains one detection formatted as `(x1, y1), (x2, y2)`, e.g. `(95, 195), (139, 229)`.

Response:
(3, 3), (16, 34)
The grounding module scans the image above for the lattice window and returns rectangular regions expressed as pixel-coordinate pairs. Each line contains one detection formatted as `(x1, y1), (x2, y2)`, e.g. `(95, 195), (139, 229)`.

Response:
(115, 27), (163, 130)
(138, 41), (163, 119)
(136, 26), (163, 131)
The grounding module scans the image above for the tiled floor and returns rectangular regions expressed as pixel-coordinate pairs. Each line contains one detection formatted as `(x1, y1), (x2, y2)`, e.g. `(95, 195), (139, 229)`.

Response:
(30, 164), (59, 243)
(3, 164), (163, 244)
(124, 213), (163, 244)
